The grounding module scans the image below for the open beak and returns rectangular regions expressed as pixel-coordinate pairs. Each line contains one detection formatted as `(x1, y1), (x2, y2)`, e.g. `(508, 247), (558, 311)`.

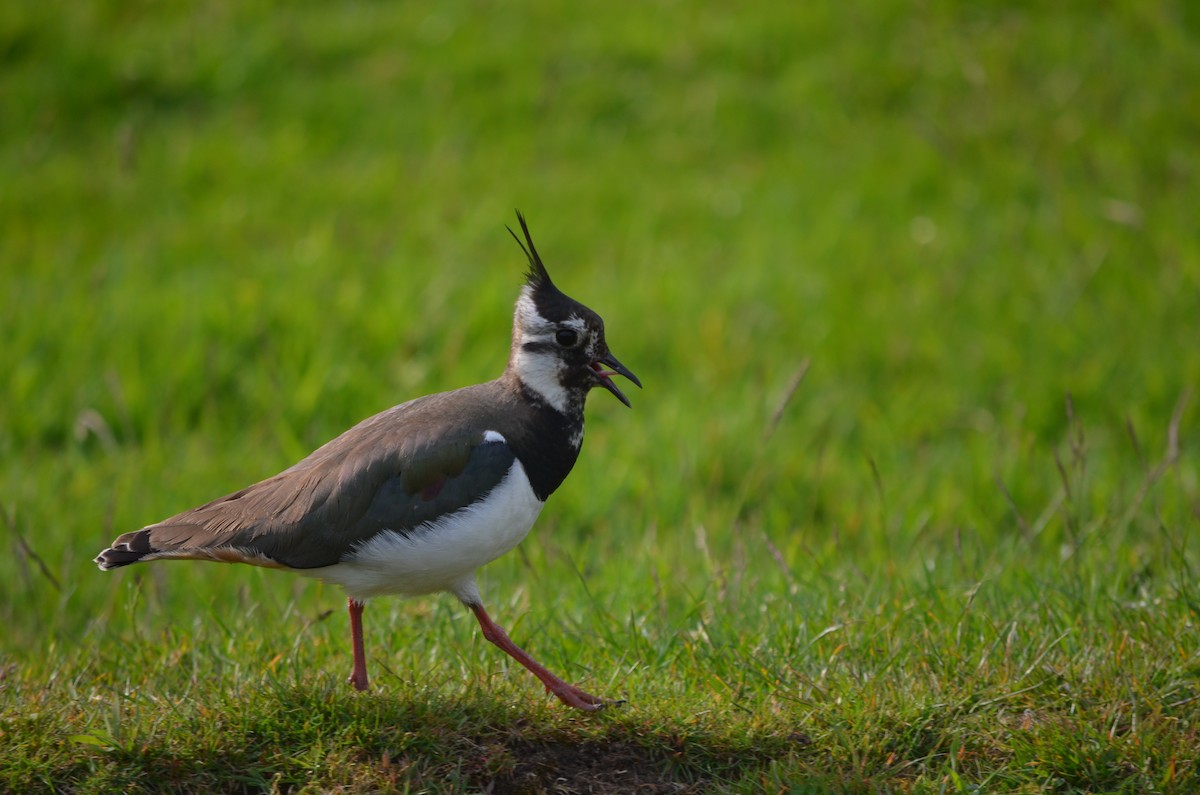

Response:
(590, 352), (642, 408)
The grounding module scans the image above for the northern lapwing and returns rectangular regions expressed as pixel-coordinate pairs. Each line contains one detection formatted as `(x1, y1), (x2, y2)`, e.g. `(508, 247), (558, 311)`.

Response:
(95, 213), (641, 711)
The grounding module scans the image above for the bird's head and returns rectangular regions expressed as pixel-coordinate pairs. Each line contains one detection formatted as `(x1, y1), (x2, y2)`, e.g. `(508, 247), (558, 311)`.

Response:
(506, 212), (642, 415)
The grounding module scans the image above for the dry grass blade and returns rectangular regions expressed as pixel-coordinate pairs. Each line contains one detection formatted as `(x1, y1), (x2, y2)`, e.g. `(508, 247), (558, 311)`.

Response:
(3, 503), (62, 593)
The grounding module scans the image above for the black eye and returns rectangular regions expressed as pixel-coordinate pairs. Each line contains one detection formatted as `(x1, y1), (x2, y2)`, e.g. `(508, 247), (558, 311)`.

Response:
(555, 328), (579, 347)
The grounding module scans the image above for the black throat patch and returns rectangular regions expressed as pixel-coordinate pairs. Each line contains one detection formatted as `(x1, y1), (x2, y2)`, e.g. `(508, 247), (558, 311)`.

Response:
(504, 382), (585, 501)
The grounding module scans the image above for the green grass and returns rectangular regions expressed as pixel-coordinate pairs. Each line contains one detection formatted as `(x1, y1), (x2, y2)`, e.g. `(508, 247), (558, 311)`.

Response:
(3, 0), (1200, 791)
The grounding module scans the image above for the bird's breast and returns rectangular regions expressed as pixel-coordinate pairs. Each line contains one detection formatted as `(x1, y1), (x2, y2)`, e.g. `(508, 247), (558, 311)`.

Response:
(309, 460), (544, 600)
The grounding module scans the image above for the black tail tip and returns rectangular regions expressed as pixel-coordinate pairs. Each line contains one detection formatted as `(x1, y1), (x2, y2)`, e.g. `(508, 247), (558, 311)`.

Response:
(95, 529), (156, 570)
(94, 547), (145, 570)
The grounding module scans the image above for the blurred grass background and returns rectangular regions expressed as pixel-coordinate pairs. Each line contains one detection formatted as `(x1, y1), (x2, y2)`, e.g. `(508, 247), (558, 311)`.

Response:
(3, 1), (1199, 792)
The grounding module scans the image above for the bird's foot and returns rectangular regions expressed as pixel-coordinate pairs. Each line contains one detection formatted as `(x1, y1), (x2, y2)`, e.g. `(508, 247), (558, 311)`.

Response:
(548, 681), (622, 712)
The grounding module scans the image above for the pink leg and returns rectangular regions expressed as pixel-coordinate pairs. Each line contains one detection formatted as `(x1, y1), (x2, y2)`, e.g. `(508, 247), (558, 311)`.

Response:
(347, 598), (369, 691)
(468, 602), (612, 711)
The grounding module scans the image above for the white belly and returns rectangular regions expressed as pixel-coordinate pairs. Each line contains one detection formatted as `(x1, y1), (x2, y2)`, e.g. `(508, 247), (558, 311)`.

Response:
(310, 461), (544, 601)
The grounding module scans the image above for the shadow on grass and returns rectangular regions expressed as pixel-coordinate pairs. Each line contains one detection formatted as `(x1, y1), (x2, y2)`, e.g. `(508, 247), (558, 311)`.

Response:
(34, 681), (812, 793)
(253, 684), (812, 793)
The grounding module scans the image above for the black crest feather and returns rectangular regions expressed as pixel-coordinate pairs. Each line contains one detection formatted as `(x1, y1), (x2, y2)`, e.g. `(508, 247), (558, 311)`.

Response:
(507, 211), (554, 289)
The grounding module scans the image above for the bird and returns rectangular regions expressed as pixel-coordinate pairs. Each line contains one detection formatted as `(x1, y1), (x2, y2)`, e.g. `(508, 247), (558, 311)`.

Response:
(95, 212), (641, 711)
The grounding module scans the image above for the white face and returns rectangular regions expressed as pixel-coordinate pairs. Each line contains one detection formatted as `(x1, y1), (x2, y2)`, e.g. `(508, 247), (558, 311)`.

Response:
(509, 286), (595, 413)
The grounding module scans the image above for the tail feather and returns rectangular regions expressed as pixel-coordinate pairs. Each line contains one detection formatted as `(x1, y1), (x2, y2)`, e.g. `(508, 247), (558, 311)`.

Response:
(94, 529), (155, 570)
